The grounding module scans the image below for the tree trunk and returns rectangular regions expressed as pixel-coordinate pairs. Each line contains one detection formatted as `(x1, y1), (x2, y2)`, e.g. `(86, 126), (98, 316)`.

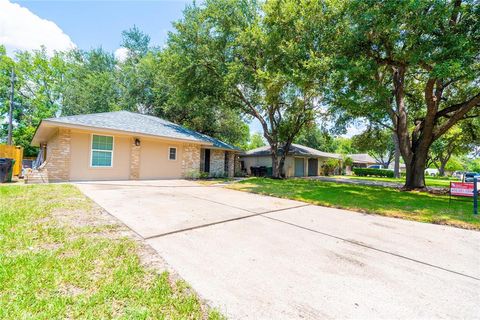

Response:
(393, 133), (401, 179)
(404, 149), (428, 190)
(271, 151), (280, 178)
(439, 162), (446, 176)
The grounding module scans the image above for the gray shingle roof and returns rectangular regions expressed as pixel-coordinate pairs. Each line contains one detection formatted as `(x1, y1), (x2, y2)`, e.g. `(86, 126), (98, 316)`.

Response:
(44, 111), (239, 151)
(242, 143), (341, 159)
(348, 153), (377, 163)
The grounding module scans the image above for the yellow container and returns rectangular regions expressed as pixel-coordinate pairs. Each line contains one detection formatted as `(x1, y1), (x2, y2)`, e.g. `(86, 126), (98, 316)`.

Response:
(0, 144), (23, 176)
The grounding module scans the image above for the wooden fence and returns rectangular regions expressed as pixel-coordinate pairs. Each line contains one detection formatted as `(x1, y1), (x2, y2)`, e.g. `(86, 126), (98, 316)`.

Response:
(0, 144), (24, 176)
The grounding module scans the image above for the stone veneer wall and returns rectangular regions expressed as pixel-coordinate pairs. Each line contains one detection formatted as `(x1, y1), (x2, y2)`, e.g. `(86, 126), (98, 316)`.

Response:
(234, 154), (241, 176)
(182, 144), (201, 177)
(41, 128), (71, 182)
(227, 152), (235, 177)
(129, 138), (141, 180)
(209, 149), (226, 177)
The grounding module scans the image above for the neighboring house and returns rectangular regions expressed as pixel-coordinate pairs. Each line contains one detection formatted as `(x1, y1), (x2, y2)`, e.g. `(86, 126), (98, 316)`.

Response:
(239, 144), (342, 178)
(348, 153), (379, 168)
(29, 111), (239, 182)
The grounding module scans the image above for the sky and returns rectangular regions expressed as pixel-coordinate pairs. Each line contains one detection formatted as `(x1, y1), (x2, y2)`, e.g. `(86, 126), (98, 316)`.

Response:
(0, 0), (362, 137)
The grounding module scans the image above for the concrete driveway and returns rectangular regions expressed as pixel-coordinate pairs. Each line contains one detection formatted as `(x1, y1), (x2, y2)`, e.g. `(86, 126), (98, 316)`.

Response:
(76, 180), (480, 319)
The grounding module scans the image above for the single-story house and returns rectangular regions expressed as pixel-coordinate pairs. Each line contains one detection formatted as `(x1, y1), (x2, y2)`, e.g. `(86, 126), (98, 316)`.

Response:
(30, 111), (240, 182)
(348, 153), (379, 168)
(239, 143), (342, 177)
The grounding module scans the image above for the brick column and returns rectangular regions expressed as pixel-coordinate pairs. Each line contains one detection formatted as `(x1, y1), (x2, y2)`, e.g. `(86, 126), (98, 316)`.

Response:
(130, 138), (141, 180)
(228, 152), (235, 177)
(43, 128), (71, 182)
(181, 144), (201, 178)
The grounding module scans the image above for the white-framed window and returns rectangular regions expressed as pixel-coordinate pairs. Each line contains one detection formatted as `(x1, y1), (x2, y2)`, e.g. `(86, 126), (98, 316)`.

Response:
(91, 134), (114, 167)
(168, 147), (177, 161)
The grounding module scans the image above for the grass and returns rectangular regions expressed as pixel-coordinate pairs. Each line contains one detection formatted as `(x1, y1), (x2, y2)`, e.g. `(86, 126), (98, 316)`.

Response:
(0, 184), (223, 319)
(331, 175), (457, 188)
(228, 178), (479, 230)
(195, 178), (234, 186)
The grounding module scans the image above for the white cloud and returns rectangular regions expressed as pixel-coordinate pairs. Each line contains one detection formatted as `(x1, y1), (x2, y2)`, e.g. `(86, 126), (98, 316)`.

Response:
(114, 47), (130, 62)
(0, 0), (75, 55)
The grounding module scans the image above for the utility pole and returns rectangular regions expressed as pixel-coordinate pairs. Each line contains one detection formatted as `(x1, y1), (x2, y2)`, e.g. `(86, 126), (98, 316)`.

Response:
(7, 68), (15, 145)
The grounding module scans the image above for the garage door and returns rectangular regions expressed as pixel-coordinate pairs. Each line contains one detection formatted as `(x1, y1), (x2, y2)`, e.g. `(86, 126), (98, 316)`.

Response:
(308, 158), (318, 176)
(294, 158), (305, 177)
(139, 140), (182, 179)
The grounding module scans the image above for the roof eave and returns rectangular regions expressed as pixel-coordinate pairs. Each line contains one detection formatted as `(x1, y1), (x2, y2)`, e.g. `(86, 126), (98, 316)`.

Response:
(34, 120), (214, 146)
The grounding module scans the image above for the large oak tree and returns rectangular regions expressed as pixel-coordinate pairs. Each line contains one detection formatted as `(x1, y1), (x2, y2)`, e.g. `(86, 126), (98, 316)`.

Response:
(329, 0), (479, 189)
(162, 0), (331, 177)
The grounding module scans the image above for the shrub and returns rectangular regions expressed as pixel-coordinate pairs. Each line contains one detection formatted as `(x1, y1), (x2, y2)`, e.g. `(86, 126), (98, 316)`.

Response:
(184, 170), (209, 179)
(322, 159), (341, 176)
(353, 168), (394, 178)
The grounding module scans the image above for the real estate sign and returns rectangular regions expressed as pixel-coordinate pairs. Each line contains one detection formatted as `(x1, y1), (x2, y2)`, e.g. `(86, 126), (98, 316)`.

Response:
(450, 182), (475, 197)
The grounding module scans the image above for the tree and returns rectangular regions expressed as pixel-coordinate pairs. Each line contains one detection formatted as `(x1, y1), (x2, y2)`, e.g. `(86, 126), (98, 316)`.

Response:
(0, 47), (66, 156)
(294, 125), (336, 152)
(120, 25), (151, 59)
(352, 128), (395, 168)
(333, 137), (357, 155)
(61, 48), (119, 116)
(245, 132), (266, 150)
(330, 0), (480, 189)
(467, 158), (480, 172)
(444, 156), (464, 173)
(162, 0), (331, 177)
(430, 119), (480, 175)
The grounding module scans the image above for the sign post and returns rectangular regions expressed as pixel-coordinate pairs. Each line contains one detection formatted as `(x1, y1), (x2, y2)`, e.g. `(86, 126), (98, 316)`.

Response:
(474, 176), (479, 215)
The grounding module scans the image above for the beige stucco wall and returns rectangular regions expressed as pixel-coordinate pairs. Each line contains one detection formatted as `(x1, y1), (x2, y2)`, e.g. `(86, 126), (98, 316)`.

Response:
(40, 126), (234, 181)
(139, 138), (183, 179)
(69, 131), (131, 181)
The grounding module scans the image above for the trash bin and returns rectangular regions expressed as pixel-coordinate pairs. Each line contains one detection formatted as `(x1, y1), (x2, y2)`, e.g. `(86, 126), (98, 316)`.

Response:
(259, 166), (267, 176)
(266, 167), (273, 177)
(0, 158), (14, 183)
(6, 159), (15, 182)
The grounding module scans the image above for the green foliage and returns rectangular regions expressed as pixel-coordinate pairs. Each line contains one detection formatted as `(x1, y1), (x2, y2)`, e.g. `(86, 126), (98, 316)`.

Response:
(322, 159), (341, 176)
(352, 129), (394, 167)
(0, 25), (250, 153)
(161, 0), (333, 176)
(353, 168), (394, 178)
(245, 132), (266, 151)
(294, 125), (336, 152)
(0, 48), (66, 156)
(120, 25), (151, 58)
(328, 0), (480, 188)
(444, 156), (464, 172)
(467, 158), (480, 173)
(332, 137), (357, 155)
(343, 156), (353, 167)
(61, 48), (119, 116)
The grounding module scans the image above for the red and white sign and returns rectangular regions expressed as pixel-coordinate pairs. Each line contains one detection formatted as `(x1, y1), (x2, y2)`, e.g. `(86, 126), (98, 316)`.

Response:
(450, 182), (475, 197)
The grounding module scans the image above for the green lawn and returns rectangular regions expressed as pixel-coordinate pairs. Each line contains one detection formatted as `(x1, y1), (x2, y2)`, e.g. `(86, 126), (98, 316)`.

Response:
(331, 175), (457, 188)
(0, 184), (223, 319)
(229, 178), (479, 230)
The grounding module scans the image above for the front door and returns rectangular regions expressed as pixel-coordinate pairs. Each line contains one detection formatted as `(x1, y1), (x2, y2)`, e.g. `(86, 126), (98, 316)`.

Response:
(204, 149), (210, 173)
(294, 158), (305, 177)
(308, 158), (318, 176)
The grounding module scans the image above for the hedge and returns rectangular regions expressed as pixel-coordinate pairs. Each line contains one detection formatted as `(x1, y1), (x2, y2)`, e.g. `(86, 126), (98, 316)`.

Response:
(353, 168), (394, 178)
